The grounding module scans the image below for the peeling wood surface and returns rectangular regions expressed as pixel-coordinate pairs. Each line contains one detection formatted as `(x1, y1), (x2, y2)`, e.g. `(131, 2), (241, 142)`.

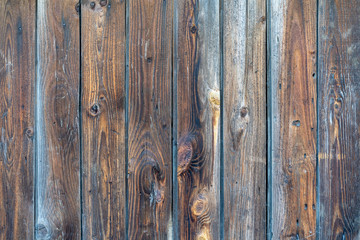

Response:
(1, 0), (360, 239)
(81, 0), (126, 239)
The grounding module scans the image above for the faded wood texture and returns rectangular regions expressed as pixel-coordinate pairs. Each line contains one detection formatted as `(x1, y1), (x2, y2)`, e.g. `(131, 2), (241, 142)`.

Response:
(36, 0), (80, 239)
(127, 0), (173, 238)
(269, 0), (317, 239)
(318, 0), (360, 238)
(81, 0), (126, 239)
(176, 0), (220, 239)
(0, 0), (35, 239)
(223, 0), (267, 239)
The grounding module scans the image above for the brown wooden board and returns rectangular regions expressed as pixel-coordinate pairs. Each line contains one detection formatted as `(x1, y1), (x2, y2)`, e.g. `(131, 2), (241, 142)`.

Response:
(223, 0), (267, 238)
(35, 0), (81, 238)
(269, 0), (317, 239)
(176, 0), (220, 239)
(127, 0), (173, 238)
(81, 0), (126, 239)
(0, 0), (35, 239)
(318, 0), (360, 238)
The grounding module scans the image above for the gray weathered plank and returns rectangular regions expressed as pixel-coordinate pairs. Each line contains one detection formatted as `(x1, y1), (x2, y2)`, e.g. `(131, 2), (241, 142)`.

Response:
(223, 0), (267, 238)
(35, 0), (81, 238)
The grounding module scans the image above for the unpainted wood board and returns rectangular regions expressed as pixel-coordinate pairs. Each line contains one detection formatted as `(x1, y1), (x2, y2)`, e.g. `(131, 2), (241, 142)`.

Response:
(223, 0), (267, 239)
(127, 0), (173, 238)
(36, 0), (81, 238)
(81, 0), (127, 239)
(318, 0), (360, 238)
(176, 0), (220, 239)
(270, 0), (317, 239)
(0, 0), (35, 239)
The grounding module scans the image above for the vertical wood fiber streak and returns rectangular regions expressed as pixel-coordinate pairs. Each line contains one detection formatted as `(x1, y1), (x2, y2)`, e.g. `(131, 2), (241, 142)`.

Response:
(0, 0), (35, 239)
(270, 0), (317, 239)
(318, 0), (360, 238)
(36, 0), (80, 238)
(81, 0), (126, 239)
(128, 0), (173, 238)
(223, 0), (267, 239)
(176, 0), (220, 239)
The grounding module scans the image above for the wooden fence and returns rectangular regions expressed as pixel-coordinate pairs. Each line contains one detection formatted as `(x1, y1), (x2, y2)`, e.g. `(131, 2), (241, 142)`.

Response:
(0, 0), (359, 239)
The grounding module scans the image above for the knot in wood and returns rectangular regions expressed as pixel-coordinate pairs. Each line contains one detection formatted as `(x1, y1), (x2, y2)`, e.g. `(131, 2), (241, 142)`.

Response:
(100, 0), (107, 7)
(90, 1), (96, 9)
(190, 192), (210, 219)
(35, 224), (48, 239)
(25, 127), (34, 138)
(89, 103), (100, 117)
(190, 25), (197, 34)
(209, 89), (220, 111)
(177, 132), (203, 175)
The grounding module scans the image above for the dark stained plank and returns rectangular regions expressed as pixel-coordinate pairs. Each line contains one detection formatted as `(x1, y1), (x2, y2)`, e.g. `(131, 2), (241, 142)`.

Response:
(223, 0), (266, 238)
(176, 0), (220, 239)
(127, 0), (173, 238)
(318, 0), (360, 238)
(0, 0), (35, 239)
(269, 0), (317, 239)
(81, 0), (126, 238)
(35, 0), (80, 238)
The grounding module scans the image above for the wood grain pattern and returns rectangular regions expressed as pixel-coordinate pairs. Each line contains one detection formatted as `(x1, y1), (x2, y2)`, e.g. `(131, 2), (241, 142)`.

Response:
(176, 0), (220, 239)
(127, 0), (173, 238)
(36, 0), (80, 238)
(223, 0), (266, 239)
(81, 0), (126, 239)
(0, 0), (35, 239)
(269, 0), (317, 239)
(318, 0), (360, 238)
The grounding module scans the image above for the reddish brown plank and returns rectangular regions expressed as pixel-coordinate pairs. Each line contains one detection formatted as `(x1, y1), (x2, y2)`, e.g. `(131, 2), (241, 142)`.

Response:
(269, 0), (317, 239)
(176, 0), (220, 239)
(35, 0), (80, 238)
(81, 0), (126, 238)
(0, 0), (35, 239)
(127, 0), (173, 238)
(318, 0), (360, 238)
(223, 0), (267, 238)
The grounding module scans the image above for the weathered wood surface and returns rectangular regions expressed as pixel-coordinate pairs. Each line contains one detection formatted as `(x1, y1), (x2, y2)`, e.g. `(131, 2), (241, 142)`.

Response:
(223, 0), (267, 239)
(36, 0), (81, 238)
(269, 0), (317, 239)
(318, 0), (360, 238)
(127, 0), (173, 238)
(0, 0), (35, 239)
(176, 0), (221, 239)
(1, 0), (360, 239)
(81, 0), (126, 239)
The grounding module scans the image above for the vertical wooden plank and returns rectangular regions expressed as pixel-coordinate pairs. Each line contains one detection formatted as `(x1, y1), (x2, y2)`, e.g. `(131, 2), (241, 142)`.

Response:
(81, 0), (126, 238)
(270, 0), (317, 239)
(176, 0), (220, 239)
(318, 0), (360, 238)
(36, 0), (80, 238)
(128, 0), (173, 238)
(0, 0), (35, 239)
(223, 0), (266, 238)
